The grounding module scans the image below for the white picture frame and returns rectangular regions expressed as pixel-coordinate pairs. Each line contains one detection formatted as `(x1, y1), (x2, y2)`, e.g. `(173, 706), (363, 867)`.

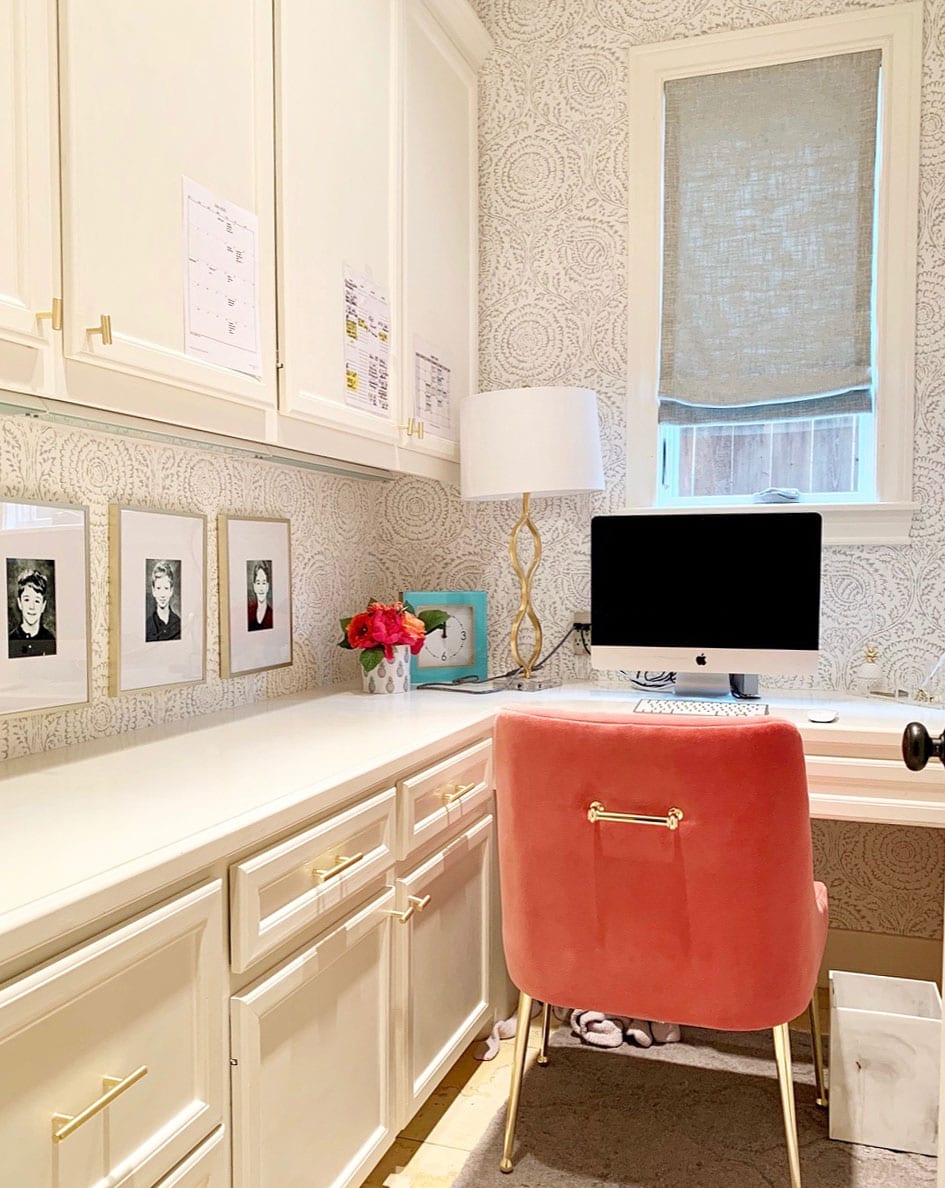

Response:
(0, 500), (90, 717)
(109, 505), (207, 695)
(218, 515), (292, 678)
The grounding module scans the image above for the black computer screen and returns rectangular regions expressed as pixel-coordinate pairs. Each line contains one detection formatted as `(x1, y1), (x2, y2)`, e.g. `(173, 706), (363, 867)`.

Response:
(591, 512), (822, 651)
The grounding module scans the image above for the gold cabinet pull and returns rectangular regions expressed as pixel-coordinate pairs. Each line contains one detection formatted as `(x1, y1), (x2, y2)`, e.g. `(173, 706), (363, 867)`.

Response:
(398, 418), (417, 437)
(385, 893), (432, 924)
(51, 1065), (148, 1142)
(313, 851), (364, 883)
(416, 419), (425, 440)
(36, 298), (62, 331)
(86, 314), (113, 345)
(442, 781), (477, 805)
(587, 802), (684, 831)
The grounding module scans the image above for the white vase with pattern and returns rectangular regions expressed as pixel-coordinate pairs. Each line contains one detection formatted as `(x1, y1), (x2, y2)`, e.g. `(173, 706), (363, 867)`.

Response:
(361, 645), (411, 694)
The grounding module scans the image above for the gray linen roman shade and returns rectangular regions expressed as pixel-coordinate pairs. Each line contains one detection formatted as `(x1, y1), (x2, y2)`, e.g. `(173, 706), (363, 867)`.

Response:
(658, 50), (881, 425)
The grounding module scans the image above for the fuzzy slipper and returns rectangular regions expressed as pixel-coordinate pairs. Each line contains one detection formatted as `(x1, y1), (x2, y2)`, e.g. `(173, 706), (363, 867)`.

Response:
(624, 1018), (654, 1048)
(474, 1000), (542, 1060)
(650, 1020), (681, 1044)
(570, 1009), (625, 1048)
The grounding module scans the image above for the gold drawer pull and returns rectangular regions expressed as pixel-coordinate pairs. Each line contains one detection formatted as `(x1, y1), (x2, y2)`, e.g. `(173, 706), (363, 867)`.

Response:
(313, 851), (364, 883)
(52, 1065), (148, 1142)
(36, 298), (62, 331)
(87, 314), (113, 345)
(587, 802), (684, 831)
(385, 893), (432, 924)
(442, 780), (477, 805)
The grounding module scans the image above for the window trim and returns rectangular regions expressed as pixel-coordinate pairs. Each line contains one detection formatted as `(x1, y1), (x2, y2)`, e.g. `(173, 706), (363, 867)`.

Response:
(626, 4), (922, 545)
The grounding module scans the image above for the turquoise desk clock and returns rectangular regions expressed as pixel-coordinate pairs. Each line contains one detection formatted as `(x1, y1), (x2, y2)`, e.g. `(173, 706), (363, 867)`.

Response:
(402, 590), (487, 686)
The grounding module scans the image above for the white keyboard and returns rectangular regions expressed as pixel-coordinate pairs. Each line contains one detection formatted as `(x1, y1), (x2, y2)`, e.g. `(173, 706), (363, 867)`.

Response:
(634, 698), (769, 717)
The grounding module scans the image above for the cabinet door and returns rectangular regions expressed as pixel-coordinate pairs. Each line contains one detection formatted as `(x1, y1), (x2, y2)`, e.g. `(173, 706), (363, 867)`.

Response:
(395, 813), (493, 1123)
(0, 881), (225, 1188)
(154, 1126), (228, 1188)
(399, 0), (490, 477)
(0, 0), (61, 396)
(273, 0), (399, 470)
(231, 889), (395, 1188)
(57, 0), (277, 437)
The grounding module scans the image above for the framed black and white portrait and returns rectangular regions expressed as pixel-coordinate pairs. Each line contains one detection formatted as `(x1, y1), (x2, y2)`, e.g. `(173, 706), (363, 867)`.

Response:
(109, 506), (206, 694)
(0, 500), (90, 716)
(219, 515), (291, 678)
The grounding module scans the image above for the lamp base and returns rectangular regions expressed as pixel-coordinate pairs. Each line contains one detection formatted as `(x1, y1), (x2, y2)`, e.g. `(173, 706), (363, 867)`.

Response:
(498, 675), (562, 693)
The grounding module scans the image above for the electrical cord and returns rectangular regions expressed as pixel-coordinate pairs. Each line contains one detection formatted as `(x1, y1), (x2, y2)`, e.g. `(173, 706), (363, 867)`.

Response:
(417, 624), (580, 693)
(620, 670), (676, 689)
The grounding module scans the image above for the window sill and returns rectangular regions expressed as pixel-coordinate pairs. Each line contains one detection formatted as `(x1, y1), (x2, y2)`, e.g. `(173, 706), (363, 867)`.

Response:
(622, 502), (917, 546)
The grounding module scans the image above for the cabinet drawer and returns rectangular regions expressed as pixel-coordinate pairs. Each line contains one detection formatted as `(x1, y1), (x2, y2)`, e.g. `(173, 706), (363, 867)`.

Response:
(397, 738), (492, 858)
(0, 880), (225, 1188)
(155, 1126), (228, 1187)
(230, 785), (396, 972)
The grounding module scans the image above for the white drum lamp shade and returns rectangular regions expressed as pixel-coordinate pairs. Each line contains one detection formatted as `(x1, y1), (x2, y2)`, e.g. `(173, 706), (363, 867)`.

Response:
(459, 386), (604, 684)
(460, 387), (604, 500)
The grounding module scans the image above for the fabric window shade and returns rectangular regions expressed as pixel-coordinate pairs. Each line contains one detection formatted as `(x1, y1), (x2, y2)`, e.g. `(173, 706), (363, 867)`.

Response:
(658, 51), (880, 425)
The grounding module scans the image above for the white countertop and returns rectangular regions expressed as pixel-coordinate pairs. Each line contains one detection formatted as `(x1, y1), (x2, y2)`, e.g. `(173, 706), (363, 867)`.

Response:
(1, 681), (941, 970)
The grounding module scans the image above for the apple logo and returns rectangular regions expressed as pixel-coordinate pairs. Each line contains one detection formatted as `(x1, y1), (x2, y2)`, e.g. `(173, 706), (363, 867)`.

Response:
(695, 653), (707, 666)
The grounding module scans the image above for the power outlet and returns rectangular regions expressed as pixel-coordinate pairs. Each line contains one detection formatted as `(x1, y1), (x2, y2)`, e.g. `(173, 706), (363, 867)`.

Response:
(572, 612), (591, 656)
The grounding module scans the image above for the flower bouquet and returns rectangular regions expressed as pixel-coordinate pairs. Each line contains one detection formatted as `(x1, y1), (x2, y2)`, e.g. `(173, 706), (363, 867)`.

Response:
(338, 599), (448, 692)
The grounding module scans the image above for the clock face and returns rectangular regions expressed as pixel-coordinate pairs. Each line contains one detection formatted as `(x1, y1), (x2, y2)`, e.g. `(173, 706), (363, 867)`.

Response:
(417, 604), (476, 668)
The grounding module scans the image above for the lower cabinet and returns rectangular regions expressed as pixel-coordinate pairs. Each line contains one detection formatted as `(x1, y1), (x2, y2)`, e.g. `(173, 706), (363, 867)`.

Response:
(0, 880), (225, 1188)
(230, 888), (397, 1188)
(155, 1126), (229, 1187)
(395, 814), (494, 1123)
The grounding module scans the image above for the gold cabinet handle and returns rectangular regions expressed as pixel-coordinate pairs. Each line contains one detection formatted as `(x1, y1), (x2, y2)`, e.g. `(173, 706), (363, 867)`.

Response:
(416, 419), (425, 440)
(442, 781), (477, 805)
(51, 1065), (148, 1142)
(313, 851), (364, 883)
(36, 298), (62, 331)
(398, 418), (418, 437)
(587, 801), (684, 831)
(385, 893), (432, 924)
(86, 314), (113, 345)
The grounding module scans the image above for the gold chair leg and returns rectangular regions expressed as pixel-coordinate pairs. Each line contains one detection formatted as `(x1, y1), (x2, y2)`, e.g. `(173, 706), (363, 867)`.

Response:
(537, 1001), (551, 1066)
(500, 991), (533, 1174)
(807, 996), (828, 1108)
(773, 1023), (803, 1188)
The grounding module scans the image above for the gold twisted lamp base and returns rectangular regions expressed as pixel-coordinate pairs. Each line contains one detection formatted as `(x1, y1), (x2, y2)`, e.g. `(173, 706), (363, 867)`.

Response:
(506, 493), (560, 690)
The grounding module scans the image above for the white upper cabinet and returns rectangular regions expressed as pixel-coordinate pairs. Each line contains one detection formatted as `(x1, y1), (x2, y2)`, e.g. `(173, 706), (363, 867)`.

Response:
(275, 0), (491, 480)
(56, 0), (278, 437)
(274, 0), (400, 471)
(398, 0), (489, 477)
(0, 0), (61, 398)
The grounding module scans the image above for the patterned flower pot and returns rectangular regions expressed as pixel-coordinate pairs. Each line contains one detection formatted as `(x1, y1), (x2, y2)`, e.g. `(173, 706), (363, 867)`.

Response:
(361, 645), (411, 694)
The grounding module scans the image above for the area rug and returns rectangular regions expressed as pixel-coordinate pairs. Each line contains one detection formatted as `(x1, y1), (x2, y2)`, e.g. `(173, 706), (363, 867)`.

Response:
(453, 1025), (936, 1187)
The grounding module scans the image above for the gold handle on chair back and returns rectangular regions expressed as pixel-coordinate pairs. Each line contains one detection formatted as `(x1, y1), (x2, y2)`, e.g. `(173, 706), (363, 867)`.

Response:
(587, 801), (684, 830)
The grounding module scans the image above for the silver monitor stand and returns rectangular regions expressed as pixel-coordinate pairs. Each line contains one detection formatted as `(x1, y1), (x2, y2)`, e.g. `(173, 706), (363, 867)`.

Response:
(674, 672), (760, 698)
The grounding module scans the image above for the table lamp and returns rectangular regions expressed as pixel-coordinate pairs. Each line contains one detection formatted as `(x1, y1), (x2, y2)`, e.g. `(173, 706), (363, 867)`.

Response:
(460, 386), (604, 690)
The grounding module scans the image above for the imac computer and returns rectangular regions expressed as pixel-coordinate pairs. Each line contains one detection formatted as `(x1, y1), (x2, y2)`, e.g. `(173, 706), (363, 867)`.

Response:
(590, 511), (822, 698)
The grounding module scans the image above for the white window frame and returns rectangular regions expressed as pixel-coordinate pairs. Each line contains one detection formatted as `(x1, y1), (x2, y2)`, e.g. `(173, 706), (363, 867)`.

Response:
(626, 4), (922, 545)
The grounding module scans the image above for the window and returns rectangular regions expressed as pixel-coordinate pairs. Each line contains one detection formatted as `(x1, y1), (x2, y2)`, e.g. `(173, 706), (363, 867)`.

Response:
(626, 5), (921, 543)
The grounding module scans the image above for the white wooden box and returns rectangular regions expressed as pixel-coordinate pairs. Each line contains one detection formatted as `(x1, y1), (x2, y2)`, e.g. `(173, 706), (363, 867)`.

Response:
(829, 969), (941, 1156)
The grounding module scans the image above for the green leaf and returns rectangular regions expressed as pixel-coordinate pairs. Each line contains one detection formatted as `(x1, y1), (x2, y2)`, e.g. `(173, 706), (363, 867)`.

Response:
(419, 608), (449, 634)
(360, 646), (384, 672)
(403, 600), (416, 616)
(337, 617), (353, 649)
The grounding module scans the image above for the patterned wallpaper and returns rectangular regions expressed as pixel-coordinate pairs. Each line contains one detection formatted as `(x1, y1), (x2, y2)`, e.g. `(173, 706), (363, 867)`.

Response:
(0, 413), (392, 760)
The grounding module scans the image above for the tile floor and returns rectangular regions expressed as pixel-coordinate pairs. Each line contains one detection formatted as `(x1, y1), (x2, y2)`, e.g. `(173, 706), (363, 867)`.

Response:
(358, 992), (831, 1188)
(359, 1014), (549, 1188)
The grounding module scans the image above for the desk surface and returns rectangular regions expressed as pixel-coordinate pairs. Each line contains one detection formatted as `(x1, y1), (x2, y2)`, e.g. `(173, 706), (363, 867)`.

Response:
(0, 681), (942, 969)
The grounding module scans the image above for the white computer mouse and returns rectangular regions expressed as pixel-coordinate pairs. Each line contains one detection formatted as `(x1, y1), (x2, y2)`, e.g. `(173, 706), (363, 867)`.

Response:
(807, 709), (839, 723)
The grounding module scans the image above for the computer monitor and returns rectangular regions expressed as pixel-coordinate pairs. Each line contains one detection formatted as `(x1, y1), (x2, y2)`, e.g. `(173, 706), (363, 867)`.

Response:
(590, 511), (822, 695)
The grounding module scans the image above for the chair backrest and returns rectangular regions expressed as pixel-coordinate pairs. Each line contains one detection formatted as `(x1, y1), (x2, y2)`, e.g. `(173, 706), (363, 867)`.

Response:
(494, 705), (825, 1031)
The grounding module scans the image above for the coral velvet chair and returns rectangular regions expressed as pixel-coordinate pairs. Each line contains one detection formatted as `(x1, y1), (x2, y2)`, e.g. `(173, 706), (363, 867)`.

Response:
(493, 705), (829, 1187)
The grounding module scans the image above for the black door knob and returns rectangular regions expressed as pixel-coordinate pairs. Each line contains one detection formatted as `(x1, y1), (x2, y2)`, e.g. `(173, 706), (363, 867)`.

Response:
(902, 722), (945, 771)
